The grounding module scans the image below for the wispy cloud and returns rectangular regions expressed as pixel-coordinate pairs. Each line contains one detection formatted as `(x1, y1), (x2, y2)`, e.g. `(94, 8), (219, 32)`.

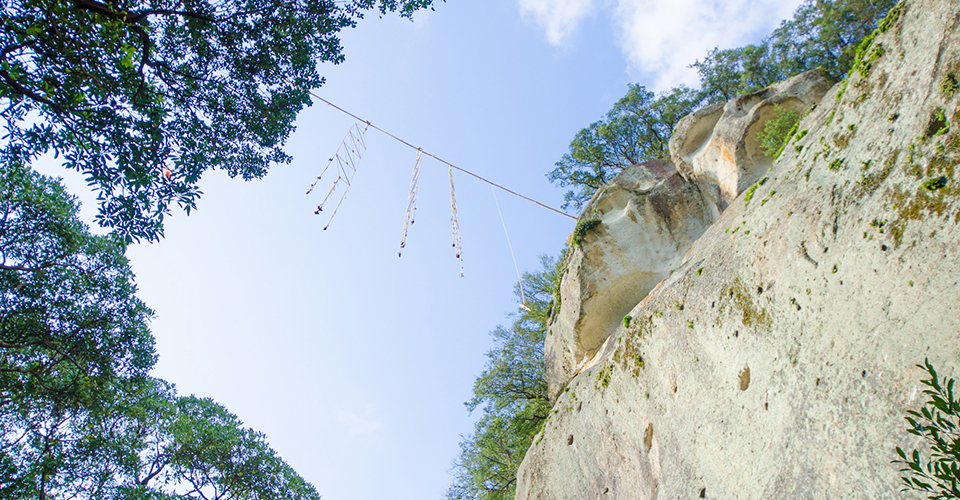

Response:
(518, 0), (594, 45)
(517, 0), (803, 90)
(334, 404), (384, 438)
(613, 0), (802, 90)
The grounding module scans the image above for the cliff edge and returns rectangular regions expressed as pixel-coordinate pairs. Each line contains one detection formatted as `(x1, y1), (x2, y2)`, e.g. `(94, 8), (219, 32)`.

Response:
(519, 0), (960, 497)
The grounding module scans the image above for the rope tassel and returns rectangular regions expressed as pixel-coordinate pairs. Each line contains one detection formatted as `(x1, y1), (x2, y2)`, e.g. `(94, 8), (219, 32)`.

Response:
(398, 149), (423, 257)
(306, 123), (369, 230)
(448, 165), (463, 276)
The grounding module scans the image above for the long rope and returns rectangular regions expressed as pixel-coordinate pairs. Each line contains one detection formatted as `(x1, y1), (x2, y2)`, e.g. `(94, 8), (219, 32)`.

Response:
(301, 88), (576, 221)
(491, 186), (529, 311)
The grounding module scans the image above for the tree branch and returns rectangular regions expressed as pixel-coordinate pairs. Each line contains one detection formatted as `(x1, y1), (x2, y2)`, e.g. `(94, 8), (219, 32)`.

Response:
(0, 69), (65, 113)
(0, 262), (57, 272)
(127, 9), (215, 23)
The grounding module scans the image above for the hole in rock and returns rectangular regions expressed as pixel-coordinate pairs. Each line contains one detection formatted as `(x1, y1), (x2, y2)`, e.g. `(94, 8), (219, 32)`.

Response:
(739, 365), (751, 391)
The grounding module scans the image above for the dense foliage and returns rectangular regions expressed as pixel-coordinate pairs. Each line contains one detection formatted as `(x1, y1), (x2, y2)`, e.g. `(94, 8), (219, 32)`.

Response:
(0, 0), (436, 242)
(446, 255), (562, 500)
(0, 167), (319, 499)
(549, 0), (899, 210)
(547, 86), (700, 211)
(757, 105), (802, 158)
(693, 0), (899, 102)
(895, 360), (960, 499)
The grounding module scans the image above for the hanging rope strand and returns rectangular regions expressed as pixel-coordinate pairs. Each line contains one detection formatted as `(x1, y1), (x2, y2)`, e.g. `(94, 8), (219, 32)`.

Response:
(491, 186), (528, 310)
(398, 149), (423, 256)
(308, 123), (369, 229)
(449, 165), (463, 277)
(307, 123), (368, 195)
(297, 87), (575, 220)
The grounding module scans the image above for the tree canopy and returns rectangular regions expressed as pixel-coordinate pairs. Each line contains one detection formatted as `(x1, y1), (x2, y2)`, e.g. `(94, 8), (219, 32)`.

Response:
(547, 86), (700, 211)
(446, 254), (562, 500)
(0, 0), (436, 242)
(0, 166), (320, 499)
(693, 0), (898, 102)
(550, 0), (898, 210)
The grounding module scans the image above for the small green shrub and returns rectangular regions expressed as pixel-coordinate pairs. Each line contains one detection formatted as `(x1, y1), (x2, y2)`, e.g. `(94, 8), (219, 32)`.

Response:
(596, 366), (611, 388)
(877, 1), (904, 32)
(836, 79), (849, 101)
(759, 105), (802, 158)
(894, 359), (960, 499)
(623, 315), (632, 328)
(925, 108), (950, 138)
(572, 218), (602, 246)
(744, 177), (768, 206)
(942, 73), (960, 97)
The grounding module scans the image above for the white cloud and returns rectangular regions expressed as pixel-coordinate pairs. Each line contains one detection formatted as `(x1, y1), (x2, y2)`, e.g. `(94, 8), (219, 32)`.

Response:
(517, 0), (804, 91)
(334, 404), (384, 438)
(612, 0), (804, 91)
(518, 0), (594, 45)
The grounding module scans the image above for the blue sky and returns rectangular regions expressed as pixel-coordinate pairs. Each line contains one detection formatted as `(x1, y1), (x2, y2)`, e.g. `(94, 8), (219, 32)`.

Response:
(36, 0), (802, 498)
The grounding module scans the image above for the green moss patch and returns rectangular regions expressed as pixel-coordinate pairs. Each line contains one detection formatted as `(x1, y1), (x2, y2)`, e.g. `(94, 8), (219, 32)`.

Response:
(858, 154), (896, 196)
(744, 177), (768, 206)
(612, 314), (652, 378)
(923, 108), (950, 139)
(572, 218), (601, 246)
(942, 72), (959, 97)
(922, 176), (949, 191)
(720, 278), (773, 333)
(887, 177), (959, 248)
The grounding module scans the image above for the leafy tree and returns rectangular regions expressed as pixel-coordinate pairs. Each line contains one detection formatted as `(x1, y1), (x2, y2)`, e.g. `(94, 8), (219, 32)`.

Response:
(757, 105), (801, 158)
(0, 165), (157, 500)
(114, 383), (322, 500)
(447, 254), (562, 500)
(0, 164), (153, 498)
(547, 86), (700, 211)
(895, 359), (960, 499)
(0, 0), (437, 242)
(0, 164), (156, 382)
(0, 167), (320, 499)
(693, 0), (898, 103)
(691, 44), (785, 103)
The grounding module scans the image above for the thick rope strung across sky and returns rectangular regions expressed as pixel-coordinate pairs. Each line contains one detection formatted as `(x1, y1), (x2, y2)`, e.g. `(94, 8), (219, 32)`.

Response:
(302, 89), (576, 220)
(303, 90), (573, 299)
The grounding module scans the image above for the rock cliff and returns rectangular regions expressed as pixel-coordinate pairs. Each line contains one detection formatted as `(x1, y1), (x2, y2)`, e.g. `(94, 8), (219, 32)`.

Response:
(519, 0), (960, 497)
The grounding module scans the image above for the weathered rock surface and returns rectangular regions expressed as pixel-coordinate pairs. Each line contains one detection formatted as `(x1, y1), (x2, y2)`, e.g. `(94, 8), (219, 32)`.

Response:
(545, 68), (832, 402)
(545, 159), (716, 401)
(669, 69), (832, 212)
(519, 0), (960, 497)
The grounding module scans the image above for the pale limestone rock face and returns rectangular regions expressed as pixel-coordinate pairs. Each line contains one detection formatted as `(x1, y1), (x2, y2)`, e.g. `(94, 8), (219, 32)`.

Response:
(545, 160), (716, 401)
(669, 69), (832, 212)
(519, 0), (960, 497)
